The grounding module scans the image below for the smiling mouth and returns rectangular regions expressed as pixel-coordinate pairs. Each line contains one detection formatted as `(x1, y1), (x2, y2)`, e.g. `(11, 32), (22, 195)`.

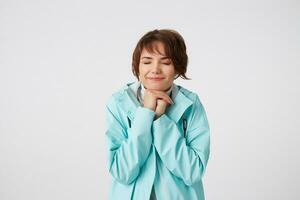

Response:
(147, 77), (165, 81)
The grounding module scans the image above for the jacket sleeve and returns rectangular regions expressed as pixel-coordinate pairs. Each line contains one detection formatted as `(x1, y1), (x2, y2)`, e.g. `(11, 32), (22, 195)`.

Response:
(152, 94), (210, 186)
(105, 96), (156, 185)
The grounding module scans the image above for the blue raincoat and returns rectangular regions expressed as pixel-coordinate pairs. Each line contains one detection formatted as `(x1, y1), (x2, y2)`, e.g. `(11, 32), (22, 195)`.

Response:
(105, 81), (210, 200)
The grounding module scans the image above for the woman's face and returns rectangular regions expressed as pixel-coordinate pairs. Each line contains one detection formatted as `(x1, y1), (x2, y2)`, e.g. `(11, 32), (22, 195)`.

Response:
(138, 42), (176, 91)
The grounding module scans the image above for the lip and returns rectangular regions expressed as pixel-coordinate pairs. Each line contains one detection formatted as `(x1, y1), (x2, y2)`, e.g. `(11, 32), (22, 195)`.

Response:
(147, 77), (165, 81)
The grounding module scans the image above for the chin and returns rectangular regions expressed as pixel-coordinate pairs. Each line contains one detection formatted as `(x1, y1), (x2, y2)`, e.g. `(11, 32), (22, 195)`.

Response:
(148, 86), (164, 91)
(144, 83), (169, 91)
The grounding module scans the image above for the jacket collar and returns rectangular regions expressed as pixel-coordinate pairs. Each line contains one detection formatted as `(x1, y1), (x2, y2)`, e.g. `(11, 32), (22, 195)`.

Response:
(119, 82), (193, 123)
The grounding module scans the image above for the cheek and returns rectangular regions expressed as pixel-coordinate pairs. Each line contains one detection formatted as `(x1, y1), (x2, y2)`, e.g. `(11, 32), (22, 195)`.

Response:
(138, 67), (144, 76)
(164, 67), (175, 78)
(139, 65), (150, 75)
(138, 66), (147, 79)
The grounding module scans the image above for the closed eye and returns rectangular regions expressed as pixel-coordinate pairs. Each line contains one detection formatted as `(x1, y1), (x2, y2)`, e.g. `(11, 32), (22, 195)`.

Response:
(142, 62), (171, 65)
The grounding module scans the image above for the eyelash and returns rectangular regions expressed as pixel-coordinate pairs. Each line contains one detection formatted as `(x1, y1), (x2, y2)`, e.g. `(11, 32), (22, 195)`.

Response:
(143, 62), (171, 65)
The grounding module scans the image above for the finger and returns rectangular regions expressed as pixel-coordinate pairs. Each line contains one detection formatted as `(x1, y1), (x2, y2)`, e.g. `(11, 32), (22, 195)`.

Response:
(153, 91), (173, 104)
(146, 89), (173, 104)
(155, 95), (173, 104)
(157, 99), (167, 105)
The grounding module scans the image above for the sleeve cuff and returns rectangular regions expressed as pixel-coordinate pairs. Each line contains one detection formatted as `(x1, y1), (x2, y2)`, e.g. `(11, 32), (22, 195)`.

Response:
(131, 106), (155, 133)
(152, 114), (181, 145)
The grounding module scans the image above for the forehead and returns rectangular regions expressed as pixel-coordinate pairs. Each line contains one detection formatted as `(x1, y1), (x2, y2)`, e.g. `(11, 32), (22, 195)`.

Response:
(141, 41), (168, 57)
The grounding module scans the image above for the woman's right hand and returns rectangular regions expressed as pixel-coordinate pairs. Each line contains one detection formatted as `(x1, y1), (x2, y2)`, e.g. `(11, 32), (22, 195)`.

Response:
(143, 89), (173, 113)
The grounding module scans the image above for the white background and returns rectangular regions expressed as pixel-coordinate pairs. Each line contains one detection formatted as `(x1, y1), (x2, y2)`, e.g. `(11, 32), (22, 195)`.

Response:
(1, 0), (299, 199)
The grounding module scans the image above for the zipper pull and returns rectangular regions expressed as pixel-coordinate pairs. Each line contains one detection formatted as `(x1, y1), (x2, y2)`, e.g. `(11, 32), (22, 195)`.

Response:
(127, 116), (131, 128)
(183, 118), (187, 137)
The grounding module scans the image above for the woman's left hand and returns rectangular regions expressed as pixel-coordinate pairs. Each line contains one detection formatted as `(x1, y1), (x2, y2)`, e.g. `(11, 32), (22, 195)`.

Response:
(155, 99), (169, 119)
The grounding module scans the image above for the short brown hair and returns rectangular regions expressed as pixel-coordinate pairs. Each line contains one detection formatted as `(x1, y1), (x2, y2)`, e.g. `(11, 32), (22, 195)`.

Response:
(132, 29), (190, 80)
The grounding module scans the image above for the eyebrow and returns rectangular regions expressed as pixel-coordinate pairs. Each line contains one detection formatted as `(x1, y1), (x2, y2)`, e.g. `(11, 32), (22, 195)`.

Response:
(141, 56), (170, 60)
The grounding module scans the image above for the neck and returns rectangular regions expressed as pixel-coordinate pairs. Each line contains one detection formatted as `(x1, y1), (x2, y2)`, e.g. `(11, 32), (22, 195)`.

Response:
(139, 82), (173, 102)
(143, 85), (172, 93)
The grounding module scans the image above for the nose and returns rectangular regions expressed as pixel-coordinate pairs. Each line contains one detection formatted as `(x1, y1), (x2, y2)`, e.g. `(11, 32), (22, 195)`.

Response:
(151, 62), (161, 74)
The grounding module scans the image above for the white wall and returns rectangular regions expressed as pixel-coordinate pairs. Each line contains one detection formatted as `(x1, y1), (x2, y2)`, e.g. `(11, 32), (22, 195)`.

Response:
(0, 0), (299, 199)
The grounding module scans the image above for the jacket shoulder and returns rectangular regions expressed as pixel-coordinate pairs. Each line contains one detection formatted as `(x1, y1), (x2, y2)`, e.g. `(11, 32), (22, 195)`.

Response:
(177, 85), (199, 102)
(177, 85), (207, 114)
(105, 83), (130, 110)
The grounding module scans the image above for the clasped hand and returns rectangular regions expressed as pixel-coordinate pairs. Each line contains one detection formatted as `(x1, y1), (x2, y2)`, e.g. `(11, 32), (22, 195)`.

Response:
(142, 89), (173, 119)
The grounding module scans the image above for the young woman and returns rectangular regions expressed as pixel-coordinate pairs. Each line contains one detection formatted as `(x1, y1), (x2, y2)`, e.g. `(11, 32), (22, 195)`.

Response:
(105, 29), (210, 200)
